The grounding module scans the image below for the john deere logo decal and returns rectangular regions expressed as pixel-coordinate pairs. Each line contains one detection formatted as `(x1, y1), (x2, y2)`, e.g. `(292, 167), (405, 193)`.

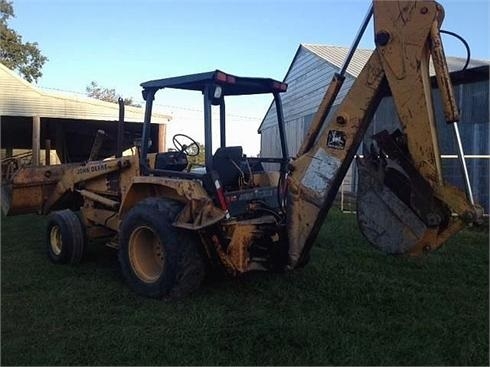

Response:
(327, 130), (346, 150)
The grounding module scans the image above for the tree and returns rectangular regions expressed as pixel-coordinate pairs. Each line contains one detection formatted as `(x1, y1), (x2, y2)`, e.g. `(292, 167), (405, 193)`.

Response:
(187, 143), (205, 167)
(0, 0), (48, 82)
(86, 81), (140, 107)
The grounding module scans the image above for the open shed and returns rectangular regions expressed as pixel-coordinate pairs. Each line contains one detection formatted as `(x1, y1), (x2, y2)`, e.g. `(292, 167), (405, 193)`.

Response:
(0, 63), (171, 164)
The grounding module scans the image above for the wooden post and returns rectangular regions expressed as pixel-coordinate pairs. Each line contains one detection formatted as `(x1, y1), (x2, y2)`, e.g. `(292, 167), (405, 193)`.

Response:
(55, 124), (66, 163)
(45, 139), (51, 165)
(158, 123), (167, 152)
(32, 116), (41, 166)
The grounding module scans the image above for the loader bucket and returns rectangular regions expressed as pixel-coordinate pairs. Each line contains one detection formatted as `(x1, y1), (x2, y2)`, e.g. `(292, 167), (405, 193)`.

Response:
(1, 165), (72, 216)
(356, 131), (450, 256)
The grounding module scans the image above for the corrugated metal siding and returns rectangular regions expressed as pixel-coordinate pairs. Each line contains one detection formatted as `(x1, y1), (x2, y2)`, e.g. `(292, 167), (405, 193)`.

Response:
(367, 79), (489, 212)
(444, 80), (489, 212)
(260, 46), (355, 157)
(0, 63), (171, 124)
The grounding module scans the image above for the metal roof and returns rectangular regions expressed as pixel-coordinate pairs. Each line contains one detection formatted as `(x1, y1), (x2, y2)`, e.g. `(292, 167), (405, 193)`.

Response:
(0, 63), (171, 123)
(302, 44), (490, 77)
(302, 44), (372, 78)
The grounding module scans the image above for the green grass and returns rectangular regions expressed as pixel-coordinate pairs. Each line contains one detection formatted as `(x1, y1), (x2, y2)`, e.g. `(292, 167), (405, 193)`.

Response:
(1, 210), (488, 366)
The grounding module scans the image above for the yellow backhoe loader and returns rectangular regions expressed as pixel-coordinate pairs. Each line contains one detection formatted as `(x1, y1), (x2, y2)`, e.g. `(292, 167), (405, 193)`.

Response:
(1, 0), (482, 299)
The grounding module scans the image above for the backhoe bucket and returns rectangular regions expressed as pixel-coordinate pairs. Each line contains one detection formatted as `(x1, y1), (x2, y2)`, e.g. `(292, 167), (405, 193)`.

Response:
(356, 130), (450, 256)
(357, 157), (428, 255)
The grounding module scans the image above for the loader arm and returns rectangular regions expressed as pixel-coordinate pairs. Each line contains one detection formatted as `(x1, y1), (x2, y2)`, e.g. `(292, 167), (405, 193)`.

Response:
(287, 0), (481, 268)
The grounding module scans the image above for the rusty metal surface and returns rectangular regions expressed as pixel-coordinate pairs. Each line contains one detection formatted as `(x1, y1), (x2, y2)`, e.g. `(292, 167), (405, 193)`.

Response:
(226, 224), (256, 273)
(119, 175), (230, 233)
(429, 20), (460, 124)
(78, 189), (119, 209)
(1, 151), (32, 181)
(42, 158), (131, 213)
(2, 163), (77, 215)
(3, 155), (133, 216)
(227, 217), (280, 273)
(82, 206), (119, 233)
(374, 0), (443, 184)
(119, 175), (211, 218)
(197, 215), (283, 275)
(174, 198), (226, 230)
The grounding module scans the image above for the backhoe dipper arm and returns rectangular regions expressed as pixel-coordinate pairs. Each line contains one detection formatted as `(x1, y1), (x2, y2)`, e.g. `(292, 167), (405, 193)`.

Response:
(286, 0), (480, 269)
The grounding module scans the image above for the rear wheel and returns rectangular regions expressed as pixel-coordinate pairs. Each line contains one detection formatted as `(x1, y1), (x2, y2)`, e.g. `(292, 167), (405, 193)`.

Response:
(46, 209), (86, 264)
(118, 198), (205, 299)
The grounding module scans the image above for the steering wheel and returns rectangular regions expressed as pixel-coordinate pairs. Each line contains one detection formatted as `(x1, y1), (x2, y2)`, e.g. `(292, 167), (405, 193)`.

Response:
(172, 134), (200, 157)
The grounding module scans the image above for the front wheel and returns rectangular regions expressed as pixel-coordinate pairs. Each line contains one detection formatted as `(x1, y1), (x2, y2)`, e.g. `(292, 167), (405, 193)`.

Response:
(118, 198), (205, 299)
(46, 209), (86, 264)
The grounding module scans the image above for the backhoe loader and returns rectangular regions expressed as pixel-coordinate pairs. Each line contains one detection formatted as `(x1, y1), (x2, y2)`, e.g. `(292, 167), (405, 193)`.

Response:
(1, 0), (482, 299)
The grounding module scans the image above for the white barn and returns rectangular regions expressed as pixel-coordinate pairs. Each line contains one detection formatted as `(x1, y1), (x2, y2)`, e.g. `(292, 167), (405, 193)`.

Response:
(258, 44), (489, 212)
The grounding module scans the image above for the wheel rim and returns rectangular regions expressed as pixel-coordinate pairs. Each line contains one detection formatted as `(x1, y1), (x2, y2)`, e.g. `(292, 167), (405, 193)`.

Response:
(50, 225), (63, 256)
(128, 226), (165, 283)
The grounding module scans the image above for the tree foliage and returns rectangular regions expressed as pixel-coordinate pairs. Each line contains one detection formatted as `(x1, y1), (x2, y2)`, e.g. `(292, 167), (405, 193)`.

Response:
(0, 0), (48, 82)
(86, 81), (140, 107)
(187, 143), (206, 166)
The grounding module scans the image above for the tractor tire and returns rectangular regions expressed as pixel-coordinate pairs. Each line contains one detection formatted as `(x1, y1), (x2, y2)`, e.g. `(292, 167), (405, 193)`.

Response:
(118, 198), (205, 299)
(46, 209), (86, 264)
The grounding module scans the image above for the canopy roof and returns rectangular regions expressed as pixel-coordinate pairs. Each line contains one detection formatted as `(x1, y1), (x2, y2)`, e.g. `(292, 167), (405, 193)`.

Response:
(141, 70), (288, 97)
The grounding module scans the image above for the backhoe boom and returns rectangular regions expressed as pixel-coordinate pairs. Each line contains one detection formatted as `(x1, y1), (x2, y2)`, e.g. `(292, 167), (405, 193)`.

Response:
(287, 0), (481, 268)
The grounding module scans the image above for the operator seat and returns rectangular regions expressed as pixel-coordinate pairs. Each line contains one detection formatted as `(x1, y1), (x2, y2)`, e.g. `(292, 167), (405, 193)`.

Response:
(212, 146), (245, 190)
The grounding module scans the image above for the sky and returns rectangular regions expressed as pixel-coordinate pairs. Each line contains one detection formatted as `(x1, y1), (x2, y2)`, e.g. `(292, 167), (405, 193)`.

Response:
(9, 0), (490, 156)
